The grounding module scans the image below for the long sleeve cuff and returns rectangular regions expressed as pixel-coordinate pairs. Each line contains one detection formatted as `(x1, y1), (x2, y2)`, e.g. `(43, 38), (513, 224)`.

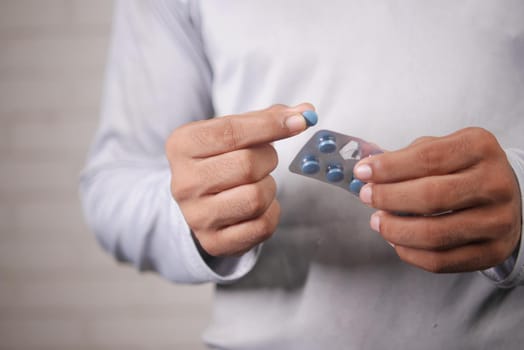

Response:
(480, 148), (524, 288)
(147, 183), (261, 284)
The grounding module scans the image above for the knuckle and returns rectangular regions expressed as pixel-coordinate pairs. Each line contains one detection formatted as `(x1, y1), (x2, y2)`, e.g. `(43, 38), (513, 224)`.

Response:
(220, 117), (242, 151)
(191, 124), (212, 148)
(418, 184), (436, 211)
(165, 126), (187, 157)
(426, 234), (444, 249)
(171, 175), (198, 201)
(255, 217), (275, 241)
(251, 206), (279, 242)
(202, 241), (223, 257)
(198, 161), (221, 186)
(183, 123), (208, 149)
(500, 176), (518, 202)
(183, 206), (212, 231)
(497, 209), (517, 237)
(420, 186), (435, 211)
(266, 104), (288, 116)
(480, 208), (513, 241)
(245, 185), (268, 216)
(418, 220), (443, 248)
(171, 181), (189, 200)
(483, 170), (515, 203)
(266, 144), (279, 171)
(266, 176), (277, 198)
(184, 215), (200, 231)
(420, 183), (447, 213)
(414, 146), (442, 176)
(451, 133), (474, 159)
(196, 212), (217, 231)
(458, 172), (493, 206)
(468, 126), (492, 143)
(238, 153), (258, 182)
(410, 136), (434, 147)
(237, 145), (278, 182)
(300, 102), (315, 111)
(431, 232), (457, 250)
(196, 232), (222, 257)
(466, 127), (499, 157)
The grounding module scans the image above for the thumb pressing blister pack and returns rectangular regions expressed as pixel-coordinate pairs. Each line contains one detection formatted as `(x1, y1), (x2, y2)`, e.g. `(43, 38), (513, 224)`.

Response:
(289, 130), (383, 196)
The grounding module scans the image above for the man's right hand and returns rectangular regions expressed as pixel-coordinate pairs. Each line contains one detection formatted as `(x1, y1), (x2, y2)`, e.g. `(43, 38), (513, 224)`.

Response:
(165, 103), (315, 257)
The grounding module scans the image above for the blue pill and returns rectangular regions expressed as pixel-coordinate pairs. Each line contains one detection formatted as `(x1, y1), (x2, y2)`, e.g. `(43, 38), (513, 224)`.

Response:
(302, 110), (318, 127)
(349, 178), (365, 195)
(301, 155), (320, 174)
(326, 163), (344, 182)
(318, 134), (337, 153)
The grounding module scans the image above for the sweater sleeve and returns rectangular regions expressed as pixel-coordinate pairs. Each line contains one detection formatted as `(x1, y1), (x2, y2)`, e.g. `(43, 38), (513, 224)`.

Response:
(480, 148), (524, 288)
(80, 0), (259, 284)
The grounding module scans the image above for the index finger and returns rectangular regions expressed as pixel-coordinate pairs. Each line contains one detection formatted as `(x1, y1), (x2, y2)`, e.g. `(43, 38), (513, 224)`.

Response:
(353, 128), (492, 183)
(178, 104), (317, 158)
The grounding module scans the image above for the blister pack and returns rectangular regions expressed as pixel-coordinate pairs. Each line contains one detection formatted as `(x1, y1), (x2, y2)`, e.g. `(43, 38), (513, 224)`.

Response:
(289, 130), (383, 196)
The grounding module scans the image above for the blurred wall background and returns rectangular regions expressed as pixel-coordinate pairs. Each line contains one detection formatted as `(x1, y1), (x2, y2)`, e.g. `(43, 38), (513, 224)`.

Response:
(0, 1), (212, 349)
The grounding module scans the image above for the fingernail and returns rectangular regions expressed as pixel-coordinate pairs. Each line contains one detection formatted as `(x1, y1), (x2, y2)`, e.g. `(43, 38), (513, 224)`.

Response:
(285, 114), (307, 134)
(354, 164), (372, 180)
(301, 110), (318, 127)
(388, 242), (396, 248)
(360, 185), (373, 204)
(370, 213), (380, 232)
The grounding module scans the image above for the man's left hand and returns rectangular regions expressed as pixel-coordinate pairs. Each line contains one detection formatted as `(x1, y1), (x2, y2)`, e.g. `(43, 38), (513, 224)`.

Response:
(354, 127), (522, 273)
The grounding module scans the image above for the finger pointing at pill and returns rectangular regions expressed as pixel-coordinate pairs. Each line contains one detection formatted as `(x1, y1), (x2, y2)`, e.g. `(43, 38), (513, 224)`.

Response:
(169, 104), (317, 158)
(166, 103), (317, 258)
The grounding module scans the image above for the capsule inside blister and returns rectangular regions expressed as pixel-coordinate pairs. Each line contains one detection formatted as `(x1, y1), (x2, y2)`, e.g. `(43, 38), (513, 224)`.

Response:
(318, 134), (337, 153)
(289, 129), (384, 199)
(326, 163), (344, 182)
(301, 155), (320, 175)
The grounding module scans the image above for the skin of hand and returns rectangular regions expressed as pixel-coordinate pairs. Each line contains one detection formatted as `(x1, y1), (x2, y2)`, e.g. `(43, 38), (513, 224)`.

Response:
(166, 103), (315, 257)
(354, 127), (522, 273)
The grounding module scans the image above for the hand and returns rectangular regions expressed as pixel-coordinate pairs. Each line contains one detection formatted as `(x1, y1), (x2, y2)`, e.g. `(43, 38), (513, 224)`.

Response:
(166, 104), (315, 257)
(354, 127), (522, 273)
